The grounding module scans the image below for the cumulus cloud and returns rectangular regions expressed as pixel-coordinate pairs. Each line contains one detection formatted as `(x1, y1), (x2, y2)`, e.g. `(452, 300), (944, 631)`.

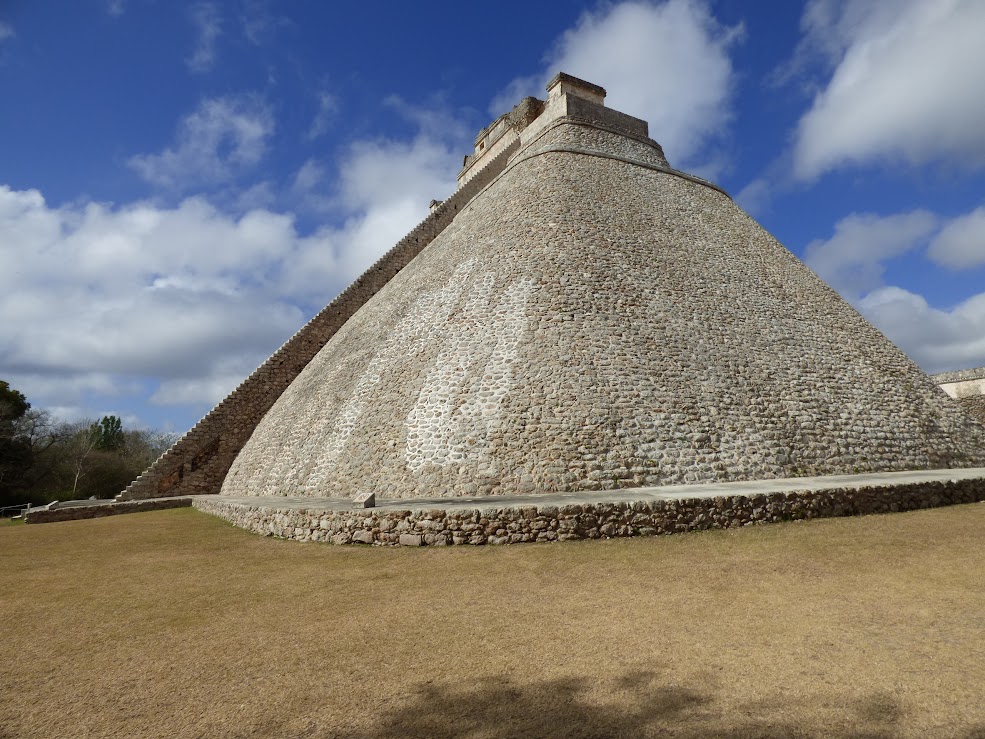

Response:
(804, 210), (938, 300)
(280, 125), (461, 295)
(927, 206), (985, 270)
(492, 0), (742, 168)
(0, 100), (463, 424)
(791, 0), (985, 179)
(0, 188), (303, 393)
(802, 204), (985, 371)
(860, 287), (985, 373)
(186, 1), (222, 73)
(128, 95), (274, 190)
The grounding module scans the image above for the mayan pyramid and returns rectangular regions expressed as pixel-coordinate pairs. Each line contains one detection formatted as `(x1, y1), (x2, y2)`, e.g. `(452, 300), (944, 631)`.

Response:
(121, 73), (985, 503)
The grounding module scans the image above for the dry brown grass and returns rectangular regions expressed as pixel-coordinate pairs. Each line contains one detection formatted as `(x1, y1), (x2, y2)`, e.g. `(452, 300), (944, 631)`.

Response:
(3, 504), (985, 738)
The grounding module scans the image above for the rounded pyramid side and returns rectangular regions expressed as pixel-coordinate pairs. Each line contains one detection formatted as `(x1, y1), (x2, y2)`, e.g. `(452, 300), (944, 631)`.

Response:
(221, 120), (985, 499)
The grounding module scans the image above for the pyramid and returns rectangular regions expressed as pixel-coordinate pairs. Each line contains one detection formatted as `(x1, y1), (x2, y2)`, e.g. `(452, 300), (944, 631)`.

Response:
(121, 73), (985, 503)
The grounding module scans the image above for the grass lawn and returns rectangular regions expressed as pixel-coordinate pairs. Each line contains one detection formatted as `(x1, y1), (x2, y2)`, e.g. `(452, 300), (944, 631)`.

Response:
(3, 504), (985, 738)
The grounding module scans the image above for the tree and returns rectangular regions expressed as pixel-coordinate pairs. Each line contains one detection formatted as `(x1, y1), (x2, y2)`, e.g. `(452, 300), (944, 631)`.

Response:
(0, 381), (29, 422)
(64, 421), (100, 499)
(0, 385), (178, 505)
(0, 380), (33, 506)
(91, 415), (124, 451)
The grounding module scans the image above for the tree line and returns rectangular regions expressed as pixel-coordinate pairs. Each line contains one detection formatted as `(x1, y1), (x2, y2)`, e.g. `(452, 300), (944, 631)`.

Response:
(0, 380), (176, 508)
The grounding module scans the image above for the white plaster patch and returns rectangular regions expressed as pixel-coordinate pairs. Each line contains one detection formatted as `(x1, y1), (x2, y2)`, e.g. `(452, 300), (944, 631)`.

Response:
(941, 378), (985, 399)
(301, 260), (480, 489)
(405, 274), (534, 471)
(222, 260), (480, 495)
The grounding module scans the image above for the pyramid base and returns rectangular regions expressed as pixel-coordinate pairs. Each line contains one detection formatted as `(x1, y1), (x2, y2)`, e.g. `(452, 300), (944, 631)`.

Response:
(193, 468), (985, 546)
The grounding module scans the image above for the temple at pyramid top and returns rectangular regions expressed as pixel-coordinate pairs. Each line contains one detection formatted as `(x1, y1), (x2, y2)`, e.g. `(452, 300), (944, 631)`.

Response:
(458, 73), (655, 189)
(120, 73), (985, 503)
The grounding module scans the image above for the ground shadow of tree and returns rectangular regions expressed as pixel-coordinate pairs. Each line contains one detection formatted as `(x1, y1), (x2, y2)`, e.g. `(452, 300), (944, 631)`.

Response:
(244, 670), (985, 738)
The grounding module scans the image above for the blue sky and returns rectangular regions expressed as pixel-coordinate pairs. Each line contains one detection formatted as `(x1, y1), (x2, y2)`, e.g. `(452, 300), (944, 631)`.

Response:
(2, 0), (984, 434)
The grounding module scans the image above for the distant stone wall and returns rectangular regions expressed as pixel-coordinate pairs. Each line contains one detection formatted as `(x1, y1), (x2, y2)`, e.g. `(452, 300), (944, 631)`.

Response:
(194, 477), (985, 546)
(119, 139), (521, 501)
(26, 497), (192, 524)
(937, 377), (985, 399)
(931, 368), (985, 424)
(931, 367), (985, 384)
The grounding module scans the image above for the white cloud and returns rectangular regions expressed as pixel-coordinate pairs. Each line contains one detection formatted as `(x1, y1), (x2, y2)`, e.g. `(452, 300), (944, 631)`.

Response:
(0, 186), (304, 411)
(800, 204), (985, 372)
(234, 181), (276, 211)
(860, 286), (985, 373)
(492, 0), (742, 168)
(280, 127), (461, 296)
(927, 206), (985, 270)
(186, 1), (222, 73)
(336, 135), (455, 213)
(0, 98), (464, 420)
(128, 95), (274, 190)
(306, 92), (339, 141)
(804, 210), (938, 300)
(291, 159), (325, 194)
(734, 178), (772, 217)
(240, 0), (291, 45)
(105, 0), (126, 17)
(0, 22), (14, 41)
(792, 0), (985, 179)
(150, 363), (259, 407)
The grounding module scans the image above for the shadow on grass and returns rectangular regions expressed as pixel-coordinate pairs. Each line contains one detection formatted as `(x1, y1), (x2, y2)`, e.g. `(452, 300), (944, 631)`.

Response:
(251, 670), (985, 739)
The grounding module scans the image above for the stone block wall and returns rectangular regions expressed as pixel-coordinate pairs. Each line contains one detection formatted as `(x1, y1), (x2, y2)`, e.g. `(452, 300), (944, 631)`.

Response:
(26, 497), (192, 524)
(932, 366), (985, 384)
(193, 477), (985, 546)
(119, 139), (521, 501)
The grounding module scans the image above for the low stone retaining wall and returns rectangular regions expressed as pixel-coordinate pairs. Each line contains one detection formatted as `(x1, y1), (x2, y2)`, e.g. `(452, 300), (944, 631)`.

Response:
(25, 497), (192, 524)
(193, 477), (985, 546)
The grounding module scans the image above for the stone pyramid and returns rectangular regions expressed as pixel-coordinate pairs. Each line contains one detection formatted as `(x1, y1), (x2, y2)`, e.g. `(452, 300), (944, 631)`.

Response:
(122, 73), (985, 503)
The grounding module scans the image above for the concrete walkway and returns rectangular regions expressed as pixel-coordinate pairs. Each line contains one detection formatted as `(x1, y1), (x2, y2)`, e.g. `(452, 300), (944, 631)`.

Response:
(207, 466), (985, 513)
